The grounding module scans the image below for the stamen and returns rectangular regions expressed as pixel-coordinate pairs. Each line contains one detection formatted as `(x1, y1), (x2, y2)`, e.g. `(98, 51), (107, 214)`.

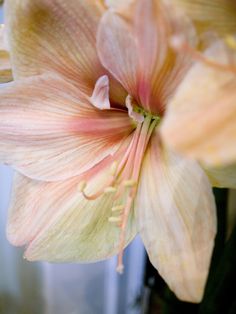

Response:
(123, 179), (137, 187)
(79, 179), (115, 201)
(116, 264), (124, 274)
(225, 35), (236, 50)
(126, 95), (144, 123)
(111, 205), (124, 212)
(117, 194), (134, 273)
(104, 186), (117, 194)
(108, 216), (122, 223)
(110, 161), (118, 176)
(78, 181), (87, 192)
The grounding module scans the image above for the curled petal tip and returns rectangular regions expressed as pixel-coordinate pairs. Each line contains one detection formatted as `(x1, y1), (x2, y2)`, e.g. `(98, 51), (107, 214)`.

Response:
(89, 75), (111, 110)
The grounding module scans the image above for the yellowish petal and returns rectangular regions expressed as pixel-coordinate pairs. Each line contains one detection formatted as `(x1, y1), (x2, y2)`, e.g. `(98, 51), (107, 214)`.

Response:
(7, 144), (136, 262)
(0, 24), (12, 83)
(5, 0), (103, 84)
(204, 163), (236, 189)
(171, 0), (236, 36)
(0, 74), (134, 181)
(160, 41), (236, 167)
(136, 131), (216, 302)
(105, 0), (134, 9)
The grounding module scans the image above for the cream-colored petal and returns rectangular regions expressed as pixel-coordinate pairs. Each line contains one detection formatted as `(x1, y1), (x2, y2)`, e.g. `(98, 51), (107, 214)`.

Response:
(135, 132), (216, 302)
(7, 142), (136, 262)
(105, 0), (134, 9)
(0, 24), (12, 83)
(5, 0), (103, 85)
(161, 41), (236, 167)
(5, 0), (126, 104)
(171, 0), (236, 36)
(0, 74), (134, 181)
(204, 163), (236, 189)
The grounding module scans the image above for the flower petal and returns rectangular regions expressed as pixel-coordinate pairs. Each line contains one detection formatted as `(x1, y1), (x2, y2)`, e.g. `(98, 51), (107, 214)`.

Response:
(204, 163), (236, 189)
(105, 0), (134, 10)
(97, 9), (139, 98)
(5, 0), (126, 104)
(0, 24), (12, 83)
(171, 0), (236, 36)
(0, 74), (134, 181)
(7, 142), (136, 262)
(135, 132), (216, 302)
(160, 41), (236, 167)
(5, 0), (103, 84)
(97, 0), (195, 115)
(89, 75), (111, 110)
(134, 0), (169, 112)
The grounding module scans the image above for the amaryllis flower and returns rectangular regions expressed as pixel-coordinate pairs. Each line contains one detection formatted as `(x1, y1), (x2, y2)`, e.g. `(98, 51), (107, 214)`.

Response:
(1, 0), (235, 303)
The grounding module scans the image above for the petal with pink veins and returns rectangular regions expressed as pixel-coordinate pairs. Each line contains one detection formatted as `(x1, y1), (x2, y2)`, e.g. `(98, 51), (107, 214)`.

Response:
(5, 0), (126, 105)
(97, 9), (139, 99)
(98, 0), (194, 115)
(7, 138), (136, 262)
(0, 74), (134, 181)
(135, 131), (216, 302)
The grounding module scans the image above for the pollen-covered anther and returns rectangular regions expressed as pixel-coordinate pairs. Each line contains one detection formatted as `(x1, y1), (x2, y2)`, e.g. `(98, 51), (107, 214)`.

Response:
(123, 179), (137, 188)
(110, 161), (118, 176)
(78, 180), (87, 192)
(108, 216), (122, 223)
(116, 264), (124, 274)
(111, 204), (124, 212)
(225, 35), (236, 50)
(104, 186), (117, 194)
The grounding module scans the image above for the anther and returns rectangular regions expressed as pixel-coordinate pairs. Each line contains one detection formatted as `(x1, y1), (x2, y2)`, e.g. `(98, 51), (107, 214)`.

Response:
(111, 205), (124, 212)
(110, 161), (118, 176)
(108, 216), (122, 223)
(78, 181), (87, 192)
(116, 264), (124, 274)
(123, 179), (137, 188)
(104, 186), (117, 194)
(225, 35), (236, 50)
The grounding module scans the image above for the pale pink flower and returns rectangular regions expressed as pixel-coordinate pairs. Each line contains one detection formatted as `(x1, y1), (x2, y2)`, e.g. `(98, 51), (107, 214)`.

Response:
(1, 0), (235, 302)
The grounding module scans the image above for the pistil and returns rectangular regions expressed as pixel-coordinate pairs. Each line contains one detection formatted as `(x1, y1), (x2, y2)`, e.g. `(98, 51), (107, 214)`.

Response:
(78, 98), (161, 274)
